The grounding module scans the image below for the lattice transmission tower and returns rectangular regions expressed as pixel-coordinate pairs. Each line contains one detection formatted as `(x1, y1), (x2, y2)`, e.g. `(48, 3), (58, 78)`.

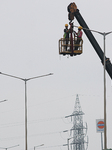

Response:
(67, 94), (88, 150)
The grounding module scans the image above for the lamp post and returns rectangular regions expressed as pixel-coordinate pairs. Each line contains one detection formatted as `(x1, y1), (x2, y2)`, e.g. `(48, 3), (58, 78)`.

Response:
(34, 144), (44, 150)
(86, 31), (112, 150)
(0, 144), (19, 150)
(74, 25), (112, 149)
(0, 72), (53, 150)
(96, 31), (112, 150)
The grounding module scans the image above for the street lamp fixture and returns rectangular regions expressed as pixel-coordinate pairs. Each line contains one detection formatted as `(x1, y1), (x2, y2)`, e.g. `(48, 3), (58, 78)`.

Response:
(0, 72), (53, 150)
(0, 144), (19, 150)
(0, 100), (7, 103)
(34, 144), (44, 150)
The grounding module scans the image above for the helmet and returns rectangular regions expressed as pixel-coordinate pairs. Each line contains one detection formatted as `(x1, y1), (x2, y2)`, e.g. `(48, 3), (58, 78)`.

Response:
(65, 24), (68, 27)
(78, 26), (83, 29)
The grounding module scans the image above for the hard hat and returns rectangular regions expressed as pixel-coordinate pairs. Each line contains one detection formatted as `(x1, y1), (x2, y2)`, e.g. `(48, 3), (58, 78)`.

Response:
(78, 26), (83, 29)
(65, 24), (68, 27)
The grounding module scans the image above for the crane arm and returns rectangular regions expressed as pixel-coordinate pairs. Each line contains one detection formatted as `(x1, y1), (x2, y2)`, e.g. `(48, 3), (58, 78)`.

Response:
(68, 3), (112, 79)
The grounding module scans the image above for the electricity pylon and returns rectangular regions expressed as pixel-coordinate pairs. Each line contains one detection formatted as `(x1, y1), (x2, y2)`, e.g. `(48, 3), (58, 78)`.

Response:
(66, 94), (88, 150)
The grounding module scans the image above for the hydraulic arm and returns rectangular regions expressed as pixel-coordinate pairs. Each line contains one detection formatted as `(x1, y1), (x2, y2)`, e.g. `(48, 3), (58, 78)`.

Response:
(68, 3), (112, 79)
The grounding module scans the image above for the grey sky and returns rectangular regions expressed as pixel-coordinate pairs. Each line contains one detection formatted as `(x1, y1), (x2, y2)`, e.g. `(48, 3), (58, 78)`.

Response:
(0, 0), (112, 150)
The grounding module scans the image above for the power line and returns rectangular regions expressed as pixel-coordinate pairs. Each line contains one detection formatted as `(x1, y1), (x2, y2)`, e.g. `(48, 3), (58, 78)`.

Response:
(16, 144), (64, 150)
(0, 116), (65, 128)
(0, 94), (105, 114)
(0, 130), (64, 141)
(36, 144), (64, 149)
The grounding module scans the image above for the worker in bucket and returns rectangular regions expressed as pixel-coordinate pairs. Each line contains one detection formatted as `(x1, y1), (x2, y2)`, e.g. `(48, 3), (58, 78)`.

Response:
(74, 26), (83, 50)
(64, 24), (70, 51)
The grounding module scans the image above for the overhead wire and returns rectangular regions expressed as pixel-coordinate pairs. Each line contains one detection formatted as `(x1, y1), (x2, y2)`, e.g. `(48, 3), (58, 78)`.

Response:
(0, 93), (106, 129)
(0, 116), (65, 128)
(21, 144), (64, 150)
(35, 144), (64, 149)
(0, 94), (103, 114)
(0, 130), (64, 141)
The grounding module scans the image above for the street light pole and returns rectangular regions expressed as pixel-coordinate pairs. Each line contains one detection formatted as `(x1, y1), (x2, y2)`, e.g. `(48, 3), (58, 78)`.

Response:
(96, 31), (112, 150)
(0, 72), (53, 150)
(74, 25), (112, 149)
(103, 32), (107, 150)
(25, 80), (27, 150)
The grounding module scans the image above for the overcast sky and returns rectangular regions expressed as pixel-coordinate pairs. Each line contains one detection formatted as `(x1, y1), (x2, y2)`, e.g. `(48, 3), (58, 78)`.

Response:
(0, 0), (112, 150)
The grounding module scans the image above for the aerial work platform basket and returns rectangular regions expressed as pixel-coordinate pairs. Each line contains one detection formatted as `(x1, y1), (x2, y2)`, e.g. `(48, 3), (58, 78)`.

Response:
(59, 38), (83, 56)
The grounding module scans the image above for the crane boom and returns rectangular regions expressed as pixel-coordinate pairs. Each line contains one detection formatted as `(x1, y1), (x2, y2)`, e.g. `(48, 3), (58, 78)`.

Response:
(68, 3), (112, 79)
